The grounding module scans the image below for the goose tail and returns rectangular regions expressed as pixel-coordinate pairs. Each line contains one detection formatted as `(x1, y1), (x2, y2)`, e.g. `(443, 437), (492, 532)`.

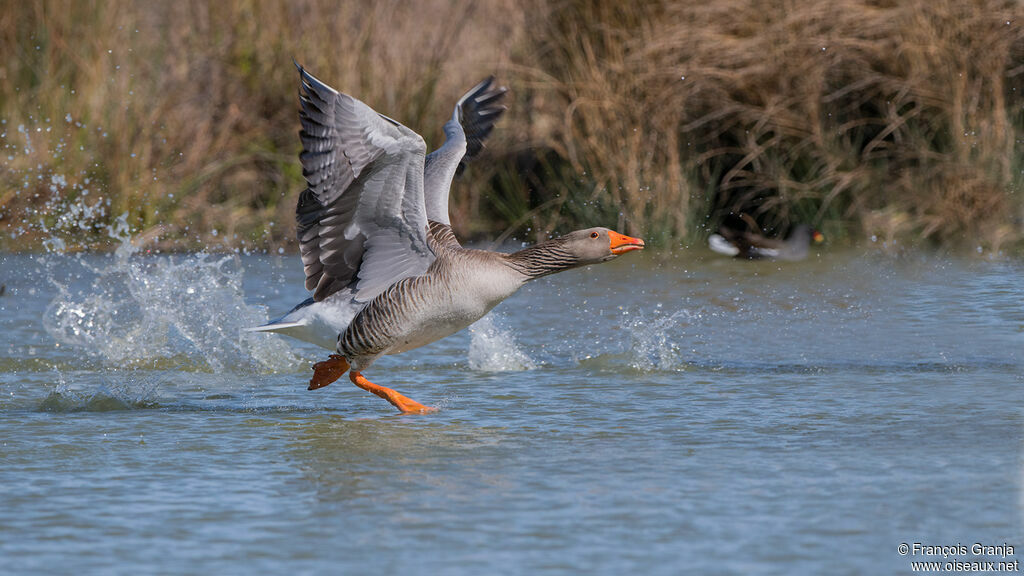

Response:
(246, 319), (308, 334)
(247, 297), (317, 333)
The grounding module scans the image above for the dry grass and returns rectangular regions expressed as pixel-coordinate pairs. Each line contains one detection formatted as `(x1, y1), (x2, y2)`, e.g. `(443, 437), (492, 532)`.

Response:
(1, 0), (1021, 252)
(0, 0), (523, 250)
(508, 0), (1024, 250)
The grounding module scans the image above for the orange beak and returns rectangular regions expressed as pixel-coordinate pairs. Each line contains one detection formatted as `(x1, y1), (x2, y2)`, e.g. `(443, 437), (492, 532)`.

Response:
(608, 230), (645, 254)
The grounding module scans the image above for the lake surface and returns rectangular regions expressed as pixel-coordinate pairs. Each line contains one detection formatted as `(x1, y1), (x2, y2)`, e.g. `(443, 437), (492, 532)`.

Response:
(1, 245), (1022, 575)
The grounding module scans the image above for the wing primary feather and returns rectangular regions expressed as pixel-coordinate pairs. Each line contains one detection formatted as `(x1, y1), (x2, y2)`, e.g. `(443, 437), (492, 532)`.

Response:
(422, 76), (508, 227)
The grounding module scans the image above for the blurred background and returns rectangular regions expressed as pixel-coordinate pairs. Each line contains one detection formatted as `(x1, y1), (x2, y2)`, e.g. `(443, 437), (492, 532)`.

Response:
(1, 0), (1022, 253)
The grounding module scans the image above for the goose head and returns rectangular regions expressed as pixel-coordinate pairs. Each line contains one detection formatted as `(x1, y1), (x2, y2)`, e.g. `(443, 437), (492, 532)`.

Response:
(561, 227), (646, 264)
(505, 227), (645, 279)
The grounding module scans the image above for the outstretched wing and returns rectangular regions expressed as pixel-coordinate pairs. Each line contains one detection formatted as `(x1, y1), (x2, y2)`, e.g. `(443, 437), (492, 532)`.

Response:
(294, 64), (433, 303)
(422, 77), (507, 226)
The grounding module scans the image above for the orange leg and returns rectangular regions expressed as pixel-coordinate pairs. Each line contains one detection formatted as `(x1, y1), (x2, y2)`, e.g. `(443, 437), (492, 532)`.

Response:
(349, 371), (436, 414)
(308, 354), (350, 390)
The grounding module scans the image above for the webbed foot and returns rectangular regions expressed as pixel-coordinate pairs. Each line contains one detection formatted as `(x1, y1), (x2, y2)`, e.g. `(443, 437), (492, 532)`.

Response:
(309, 355), (349, 390)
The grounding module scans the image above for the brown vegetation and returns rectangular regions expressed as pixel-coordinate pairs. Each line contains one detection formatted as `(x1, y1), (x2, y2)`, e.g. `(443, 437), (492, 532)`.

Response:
(1, 0), (1022, 252)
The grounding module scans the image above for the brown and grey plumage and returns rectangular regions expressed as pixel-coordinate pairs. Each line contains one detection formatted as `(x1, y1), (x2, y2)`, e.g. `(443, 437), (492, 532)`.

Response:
(252, 65), (644, 413)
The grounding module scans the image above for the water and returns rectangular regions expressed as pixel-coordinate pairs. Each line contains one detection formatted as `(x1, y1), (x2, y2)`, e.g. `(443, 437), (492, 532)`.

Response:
(1, 246), (1022, 575)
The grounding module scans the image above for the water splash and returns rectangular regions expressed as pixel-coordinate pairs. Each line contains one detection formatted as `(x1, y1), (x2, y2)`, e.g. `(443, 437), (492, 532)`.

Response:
(40, 369), (168, 412)
(468, 312), (537, 372)
(41, 210), (298, 373)
(621, 307), (692, 372)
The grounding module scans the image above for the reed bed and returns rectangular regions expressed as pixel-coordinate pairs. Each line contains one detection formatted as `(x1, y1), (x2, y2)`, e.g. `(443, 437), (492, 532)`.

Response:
(1, 0), (1021, 252)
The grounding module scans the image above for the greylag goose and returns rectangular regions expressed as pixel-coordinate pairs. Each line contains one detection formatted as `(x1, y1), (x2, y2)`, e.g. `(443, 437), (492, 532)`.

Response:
(252, 65), (645, 413)
(709, 217), (823, 261)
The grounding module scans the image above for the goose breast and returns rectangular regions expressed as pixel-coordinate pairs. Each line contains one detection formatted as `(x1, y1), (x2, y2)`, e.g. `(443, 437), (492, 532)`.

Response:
(340, 251), (525, 367)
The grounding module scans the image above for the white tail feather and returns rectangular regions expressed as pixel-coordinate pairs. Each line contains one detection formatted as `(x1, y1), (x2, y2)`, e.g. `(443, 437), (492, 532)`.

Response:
(246, 321), (307, 333)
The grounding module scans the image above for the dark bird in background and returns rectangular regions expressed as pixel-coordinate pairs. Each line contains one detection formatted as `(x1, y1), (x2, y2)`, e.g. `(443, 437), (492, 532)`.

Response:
(709, 214), (824, 261)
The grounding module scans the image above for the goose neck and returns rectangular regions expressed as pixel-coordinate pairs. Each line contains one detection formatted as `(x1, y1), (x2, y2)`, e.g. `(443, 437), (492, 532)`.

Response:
(503, 238), (579, 280)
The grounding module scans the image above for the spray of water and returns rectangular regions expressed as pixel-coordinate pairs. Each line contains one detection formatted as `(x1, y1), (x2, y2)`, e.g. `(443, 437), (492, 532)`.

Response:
(620, 306), (693, 372)
(467, 312), (538, 372)
(39, 368), (170, 412)
(41, 209), (298, 374)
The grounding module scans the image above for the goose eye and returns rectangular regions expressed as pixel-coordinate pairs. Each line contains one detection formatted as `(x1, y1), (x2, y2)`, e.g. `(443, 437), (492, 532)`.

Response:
(590, 232), (599, 239)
